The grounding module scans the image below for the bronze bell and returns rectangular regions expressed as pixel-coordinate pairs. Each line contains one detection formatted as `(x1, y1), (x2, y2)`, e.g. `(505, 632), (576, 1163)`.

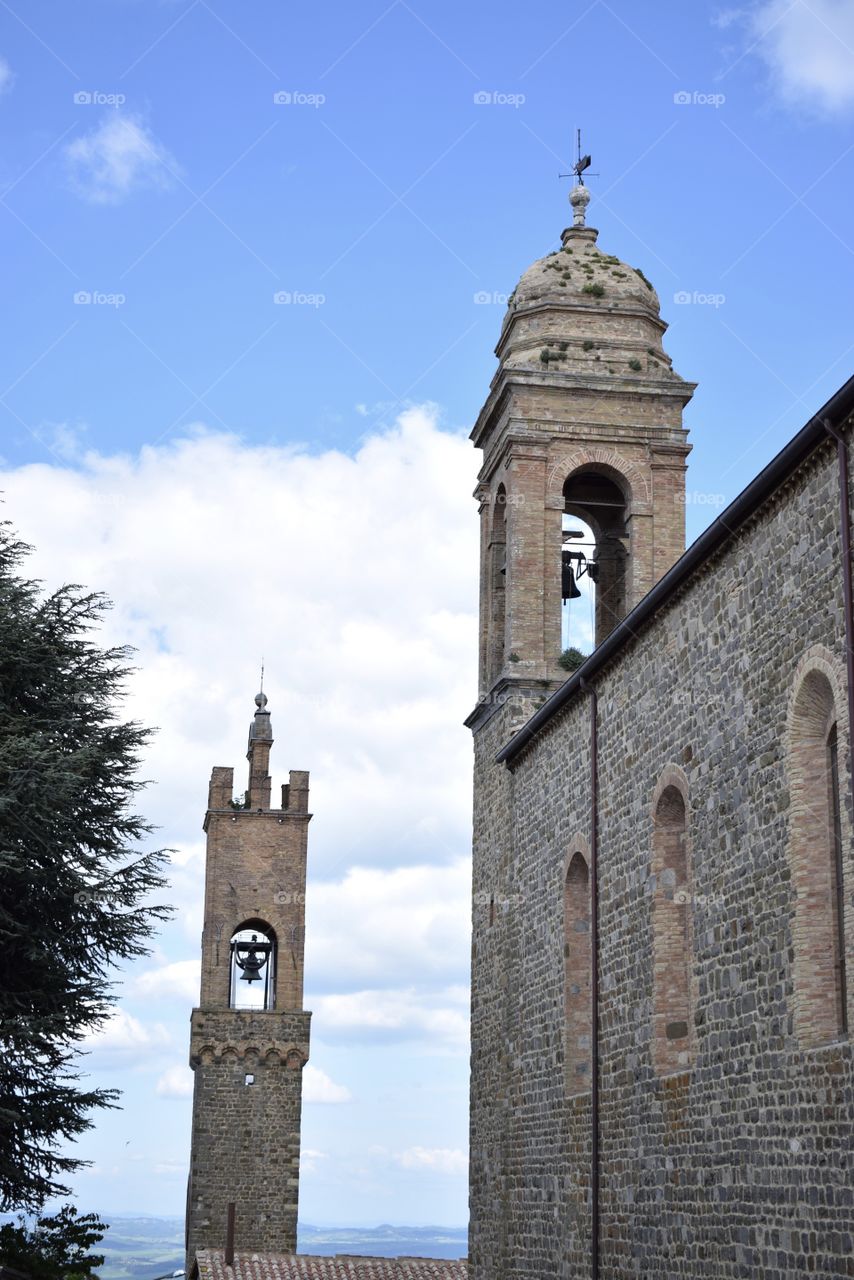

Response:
(562, 550), (582, 602)
(235, 934), (268, 983)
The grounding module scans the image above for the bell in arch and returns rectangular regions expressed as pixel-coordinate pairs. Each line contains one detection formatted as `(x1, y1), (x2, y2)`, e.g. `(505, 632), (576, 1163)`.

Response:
(562, 550), (582, 602)
(235, 934), (269, 983)
(230, 926), (275, 1009)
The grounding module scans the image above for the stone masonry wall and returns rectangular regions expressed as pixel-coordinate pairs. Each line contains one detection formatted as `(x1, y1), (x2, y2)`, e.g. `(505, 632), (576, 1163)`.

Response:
(469, 429), (854, 1278)
(186, 1009), (311, 1263)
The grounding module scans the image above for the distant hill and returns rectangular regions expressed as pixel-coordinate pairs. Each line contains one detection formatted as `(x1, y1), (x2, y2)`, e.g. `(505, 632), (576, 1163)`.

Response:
(84, 1217), (468, 1279)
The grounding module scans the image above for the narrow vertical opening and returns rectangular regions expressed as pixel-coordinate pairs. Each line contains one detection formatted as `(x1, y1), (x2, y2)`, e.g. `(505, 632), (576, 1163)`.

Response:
(789, 669), (848, 1045)
(488, 485), (507, 682)
(827, 724), (848, 1035)
(563, 467), (629, 649)
(564, 851), (591, 1091)
(651, 784), (691, 1074)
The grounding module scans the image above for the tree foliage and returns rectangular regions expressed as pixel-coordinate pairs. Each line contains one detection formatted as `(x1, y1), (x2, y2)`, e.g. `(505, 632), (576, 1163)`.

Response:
(0, 1205), (106, 1279)
(0, 523), (171, 1210)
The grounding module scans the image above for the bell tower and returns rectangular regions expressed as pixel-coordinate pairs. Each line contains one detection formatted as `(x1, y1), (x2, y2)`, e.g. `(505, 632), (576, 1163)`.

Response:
(472, 178), (696, 700)
(467, 170), (697, 1277)
(185, 691), (311, 1268)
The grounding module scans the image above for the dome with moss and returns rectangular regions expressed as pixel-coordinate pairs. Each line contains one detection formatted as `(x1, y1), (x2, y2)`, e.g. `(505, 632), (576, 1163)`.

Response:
(496, 189), (685, 384)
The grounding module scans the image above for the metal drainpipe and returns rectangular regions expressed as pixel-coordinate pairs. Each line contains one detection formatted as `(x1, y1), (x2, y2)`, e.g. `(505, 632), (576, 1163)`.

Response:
(580, 678), (599, 1280)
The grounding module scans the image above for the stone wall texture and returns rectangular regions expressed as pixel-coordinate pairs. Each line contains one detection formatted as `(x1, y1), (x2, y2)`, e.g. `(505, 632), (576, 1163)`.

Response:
(469, 428), (854, 1278)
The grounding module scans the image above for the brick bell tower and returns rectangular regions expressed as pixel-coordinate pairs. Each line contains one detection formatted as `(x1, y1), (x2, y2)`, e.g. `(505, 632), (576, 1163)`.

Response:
(471, 178), (696, 707)
(185, 691), (311, 1267)
(466, 176), (696, 1277)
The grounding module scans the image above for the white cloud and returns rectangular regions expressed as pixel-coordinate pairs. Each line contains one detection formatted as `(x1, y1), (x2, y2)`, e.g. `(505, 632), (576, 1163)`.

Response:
(82, 1008), (171, 1056)
(134, 958), (201, 1003)
(0, 57), (14, 96)
(155, 1063), (194, 1098)
(2, 408), (476, 1213)
(66, 114), (177, 203)
(306, 860), (471, 992)
(396, 1146), (467, 1176)
(307, 985), (469, 1049)
(302, 1064), (352, 1103)
(2, 409), (478, 882)
(748, 0), (854, 111)
(300, 1147), (327, 1174)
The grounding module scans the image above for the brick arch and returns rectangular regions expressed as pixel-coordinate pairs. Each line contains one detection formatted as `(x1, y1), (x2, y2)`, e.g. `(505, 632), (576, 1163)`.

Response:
(546, 447), (651, 510)
(786, 644), (849, 746)
(785, 645), (851, 1046)
(651, 763), (690, 820)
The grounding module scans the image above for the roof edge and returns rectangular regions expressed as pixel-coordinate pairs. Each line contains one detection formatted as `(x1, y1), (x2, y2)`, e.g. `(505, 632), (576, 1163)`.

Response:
(495, 372), (854, 767)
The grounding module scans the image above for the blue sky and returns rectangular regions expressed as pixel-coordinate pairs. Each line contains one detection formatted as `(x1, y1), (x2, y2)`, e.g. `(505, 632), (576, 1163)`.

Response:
(2, 0), (854, 1232)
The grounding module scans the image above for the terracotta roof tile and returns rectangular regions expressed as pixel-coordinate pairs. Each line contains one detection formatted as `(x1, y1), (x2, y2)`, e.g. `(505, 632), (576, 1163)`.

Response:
(195, 1252), (467, 1280)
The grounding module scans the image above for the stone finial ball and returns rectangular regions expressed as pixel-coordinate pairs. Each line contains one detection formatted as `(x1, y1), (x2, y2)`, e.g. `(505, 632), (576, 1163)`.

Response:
(255, 691), (268, 709)
(569, 184), (591, 209)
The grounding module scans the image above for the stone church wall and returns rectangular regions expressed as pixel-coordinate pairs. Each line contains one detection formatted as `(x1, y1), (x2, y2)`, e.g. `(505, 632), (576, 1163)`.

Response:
(469, 428), (854, 1278)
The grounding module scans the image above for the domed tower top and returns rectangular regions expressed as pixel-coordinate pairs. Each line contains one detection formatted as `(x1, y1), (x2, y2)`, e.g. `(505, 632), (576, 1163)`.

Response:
(470, 167), (696, 699)
(491, 180), (687, 386)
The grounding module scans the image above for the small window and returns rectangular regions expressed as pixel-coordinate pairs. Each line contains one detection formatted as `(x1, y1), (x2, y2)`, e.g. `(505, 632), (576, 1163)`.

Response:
(788, 666), (848, 1045)
(651, 783), (692, 1074)
(564, 852), (591, 1091)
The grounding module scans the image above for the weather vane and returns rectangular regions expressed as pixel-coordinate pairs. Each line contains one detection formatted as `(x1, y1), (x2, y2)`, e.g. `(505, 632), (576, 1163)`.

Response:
(559, 128), (599, 185)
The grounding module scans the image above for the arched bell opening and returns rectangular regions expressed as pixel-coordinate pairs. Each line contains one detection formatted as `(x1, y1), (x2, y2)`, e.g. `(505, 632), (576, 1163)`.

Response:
(229, 921), (277, 1011)
(560, 513), (595, 661)
(488, 485), (508, 682)
(563, 467), (630, 647)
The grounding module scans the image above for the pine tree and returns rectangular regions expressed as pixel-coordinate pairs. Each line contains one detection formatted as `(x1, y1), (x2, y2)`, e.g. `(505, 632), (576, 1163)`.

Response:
(0, 523), (171, 1210)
